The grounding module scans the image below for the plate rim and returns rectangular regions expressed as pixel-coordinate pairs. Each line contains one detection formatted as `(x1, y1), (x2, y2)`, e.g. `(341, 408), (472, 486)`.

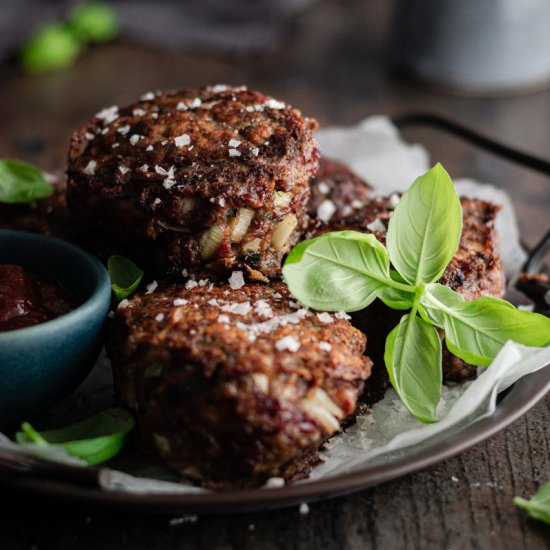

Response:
(1, 364), (548, 515)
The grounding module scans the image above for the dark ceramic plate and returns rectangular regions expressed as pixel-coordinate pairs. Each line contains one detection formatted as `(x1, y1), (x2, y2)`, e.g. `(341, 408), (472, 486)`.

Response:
(1, 114), (549, 514)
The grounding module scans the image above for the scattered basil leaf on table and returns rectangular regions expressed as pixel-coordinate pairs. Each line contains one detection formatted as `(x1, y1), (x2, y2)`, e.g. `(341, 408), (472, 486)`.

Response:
(0, 160), (53, 204)
(21, 25), (82, 74)
(69, 2), (119, 43)
(108, 255), (144, 301)
(16, 407), (134, 466)
(514, 482), (550, 525)
(283, 163), (550, 422)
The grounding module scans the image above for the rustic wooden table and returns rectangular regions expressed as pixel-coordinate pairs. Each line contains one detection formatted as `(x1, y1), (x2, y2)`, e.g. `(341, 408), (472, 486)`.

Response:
(1, 1), (549, 548)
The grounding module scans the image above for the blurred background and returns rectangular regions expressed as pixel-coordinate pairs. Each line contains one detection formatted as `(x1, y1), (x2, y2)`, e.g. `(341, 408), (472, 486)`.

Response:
(1, 0), (550, 246)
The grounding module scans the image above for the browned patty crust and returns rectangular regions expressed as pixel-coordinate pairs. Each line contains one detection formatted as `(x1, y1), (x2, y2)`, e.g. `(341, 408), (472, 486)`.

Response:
(107, 281), (372, 488)
(307, 157), (372, 224)
(66, 86), (319, 279)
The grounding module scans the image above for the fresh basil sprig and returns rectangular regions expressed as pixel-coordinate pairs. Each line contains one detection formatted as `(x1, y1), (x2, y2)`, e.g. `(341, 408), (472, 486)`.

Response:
(108, 255), (144, 301)
(514, 482), (550, 524)
(283, 163), (550, 422)
(0, 160), (53, 204)
(16, 407), (134, 465)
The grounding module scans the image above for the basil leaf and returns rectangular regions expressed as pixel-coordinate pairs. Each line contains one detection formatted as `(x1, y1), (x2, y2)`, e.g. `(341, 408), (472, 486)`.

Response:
(420, 283), (550, 366)
(418, 283), (465, 327)
(108, 255), (144, 301)
(386, 163), (462, 285)
(384, 313), (442, 423)
(378, 286), (414, 310)
(16, 407), (134, 465)
(21, 25), (81, 74)
(282, 230), (394, 312)
(0, 160), (53, 204)
(514, 482), (550, 525)
(69, 2), (119, 43)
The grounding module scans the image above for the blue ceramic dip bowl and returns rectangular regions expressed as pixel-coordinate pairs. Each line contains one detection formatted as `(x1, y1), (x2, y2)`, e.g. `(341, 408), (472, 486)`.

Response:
(0, 230), (111, 426)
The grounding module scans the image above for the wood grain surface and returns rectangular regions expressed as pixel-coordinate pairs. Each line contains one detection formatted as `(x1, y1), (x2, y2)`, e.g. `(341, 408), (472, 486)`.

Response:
(1, 1), (549, 548)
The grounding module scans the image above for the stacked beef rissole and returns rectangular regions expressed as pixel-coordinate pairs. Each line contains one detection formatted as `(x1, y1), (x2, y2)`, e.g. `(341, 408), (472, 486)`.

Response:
(66, 86), (318, 280)
(65, 85), (505, 488)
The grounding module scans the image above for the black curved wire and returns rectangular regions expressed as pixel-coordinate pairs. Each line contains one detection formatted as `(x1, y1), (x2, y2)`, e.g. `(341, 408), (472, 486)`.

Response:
(392, 113), (550, 177)
(391, 113), (550, 276)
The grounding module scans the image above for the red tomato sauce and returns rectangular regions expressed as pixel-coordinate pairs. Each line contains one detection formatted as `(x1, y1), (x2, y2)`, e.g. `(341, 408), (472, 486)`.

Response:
(0, 264), (76, 332)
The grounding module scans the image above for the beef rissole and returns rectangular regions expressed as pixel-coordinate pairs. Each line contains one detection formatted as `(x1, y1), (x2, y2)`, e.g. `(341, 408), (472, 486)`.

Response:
(307, 157), (372, 225)
(66, 86), (319, 280)
(309, 194), (504, 401)
(107, 282), (372, 488)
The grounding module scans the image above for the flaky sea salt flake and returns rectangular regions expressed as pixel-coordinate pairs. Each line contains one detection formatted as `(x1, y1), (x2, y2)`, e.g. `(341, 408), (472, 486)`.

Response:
(221, 301), (252, 315)
(316, 312), (333, 324)
(317, 199), (336, 222)
(83, 160), (96, 175)
(117, 125), (130, 135)
(335, 311), (351, 320)
(275, 336), (301, 352)
(146, 280), (158, 294)
(317, 181), (330, 194)
(175, 134), (191, 148)
(211, 84), (228, 93)
(366, 219), (387, 233)
(228, 271), (245, 290)
(95, 105), (119, 125)
(265, 99), (285, 109)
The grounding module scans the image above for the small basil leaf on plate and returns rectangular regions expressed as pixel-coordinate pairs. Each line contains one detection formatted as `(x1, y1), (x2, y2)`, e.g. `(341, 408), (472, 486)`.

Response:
(0, 160), (53, 204)
(69, 2), (119, 43)
(384, 313), (442, 423)
(21, 25), (82, 74)
(386, 163), (462, 286)
(108, 255), (144, 301)
(420, 283), (550, 367)
(514, 482), (550, 525)
(283, 230), (393, 312)
(16, 407), (134, 466)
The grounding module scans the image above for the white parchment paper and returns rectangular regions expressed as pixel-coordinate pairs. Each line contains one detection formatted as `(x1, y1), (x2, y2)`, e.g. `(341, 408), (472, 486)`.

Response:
(1, 117), (545, 494)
